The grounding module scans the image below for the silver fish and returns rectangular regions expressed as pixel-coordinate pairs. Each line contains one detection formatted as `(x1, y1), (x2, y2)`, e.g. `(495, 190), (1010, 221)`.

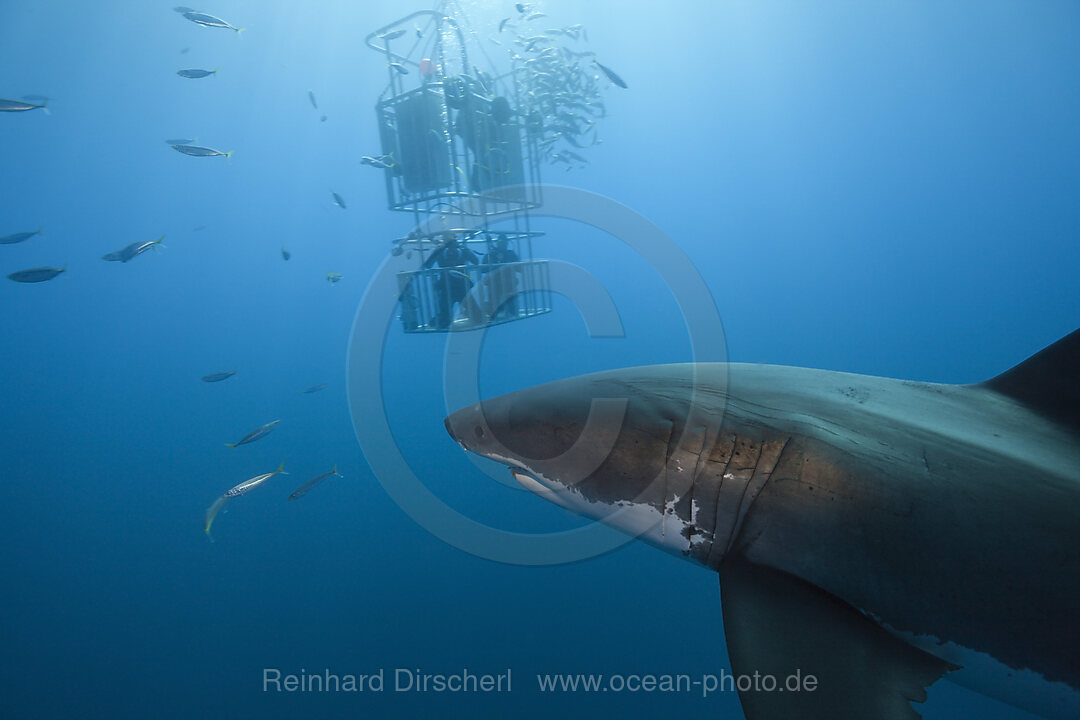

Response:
(301, 383), (327, 394)
(287, 465), (342, 501)
(172, 144), (232, 158)
(204, 464), (286, 536)
(0, 97), (48, 113)
(379, 29), (406, 41)
(8, 266), (64, 283)
(201, 371), (236, 383)
(595, 61), (628, 89)
(389, 62), (409, 75)
(101, 236), (164, 263)
(0, 227), (42, 245)
(308, 90), (318, 109)
(177, 68), (218, 79)
(360, 154), (394, 169)
(332, 191), (347, 209)
(181, 11), (243, 32)
(223, 463), (285, 497)
(225, 419), (280, 448)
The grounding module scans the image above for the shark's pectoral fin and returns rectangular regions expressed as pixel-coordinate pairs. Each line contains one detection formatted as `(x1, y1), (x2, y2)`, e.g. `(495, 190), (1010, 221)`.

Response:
(719, 559), (957, 720)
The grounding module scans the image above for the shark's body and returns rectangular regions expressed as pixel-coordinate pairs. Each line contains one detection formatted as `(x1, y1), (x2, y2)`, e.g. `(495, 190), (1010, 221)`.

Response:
(446, 330), (1080, 720)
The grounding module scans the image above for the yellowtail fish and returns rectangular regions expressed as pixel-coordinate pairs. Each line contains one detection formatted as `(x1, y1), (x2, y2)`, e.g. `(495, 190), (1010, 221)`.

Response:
(225, 419), (279, 448)
(203, 463), (285, 537)
(288, 465), (341, 501)
(326, 272), (343, 284)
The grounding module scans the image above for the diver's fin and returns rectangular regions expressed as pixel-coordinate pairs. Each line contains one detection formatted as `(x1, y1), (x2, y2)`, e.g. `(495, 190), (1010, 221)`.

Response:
(981, 328), (1080, 430)
(718, 559), (955, 720)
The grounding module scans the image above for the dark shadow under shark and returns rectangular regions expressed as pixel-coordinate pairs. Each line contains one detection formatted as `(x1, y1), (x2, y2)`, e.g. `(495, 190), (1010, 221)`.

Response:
(446, 329), (1080, 720)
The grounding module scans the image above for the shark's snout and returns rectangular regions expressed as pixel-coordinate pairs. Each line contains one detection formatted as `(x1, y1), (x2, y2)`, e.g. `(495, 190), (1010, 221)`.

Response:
(444, 403), (488, 455)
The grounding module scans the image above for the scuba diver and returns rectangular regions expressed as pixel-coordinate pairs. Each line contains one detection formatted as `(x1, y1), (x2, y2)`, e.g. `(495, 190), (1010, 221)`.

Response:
(484, 235), (521, 321)
(423, 232), (480, 329)
(449, 75), (514, 193)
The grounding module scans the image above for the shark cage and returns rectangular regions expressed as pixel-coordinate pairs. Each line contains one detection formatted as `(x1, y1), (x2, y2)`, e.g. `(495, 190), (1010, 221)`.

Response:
(364, 3), (554, 333)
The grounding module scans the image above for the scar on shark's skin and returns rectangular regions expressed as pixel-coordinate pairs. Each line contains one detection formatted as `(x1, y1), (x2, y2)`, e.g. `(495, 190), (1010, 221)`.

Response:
(447, 328), (1080, 720)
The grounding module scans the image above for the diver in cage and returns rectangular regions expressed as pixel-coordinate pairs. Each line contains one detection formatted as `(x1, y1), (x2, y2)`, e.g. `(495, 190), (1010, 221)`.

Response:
(484, 235), (521, 321)
(450, 76), (514, 193)
(423, 232), (480, 329)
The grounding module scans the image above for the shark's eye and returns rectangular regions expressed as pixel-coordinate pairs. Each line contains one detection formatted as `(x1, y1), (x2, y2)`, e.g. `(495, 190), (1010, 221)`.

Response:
(474, 426), (486, 439)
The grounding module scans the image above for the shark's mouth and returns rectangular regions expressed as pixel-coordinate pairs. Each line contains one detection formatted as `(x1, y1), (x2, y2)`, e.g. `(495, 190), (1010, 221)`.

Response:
(511, 470), (573, 510)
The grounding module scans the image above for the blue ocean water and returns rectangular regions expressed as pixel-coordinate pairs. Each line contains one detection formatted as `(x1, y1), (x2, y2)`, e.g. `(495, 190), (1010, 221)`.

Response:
(1, 1), (1077, 719)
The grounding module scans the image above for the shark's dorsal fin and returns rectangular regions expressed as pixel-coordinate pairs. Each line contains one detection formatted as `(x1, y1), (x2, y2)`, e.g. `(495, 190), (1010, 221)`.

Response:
(982, 328), (1080, 430)
(719, 559), (956, 720)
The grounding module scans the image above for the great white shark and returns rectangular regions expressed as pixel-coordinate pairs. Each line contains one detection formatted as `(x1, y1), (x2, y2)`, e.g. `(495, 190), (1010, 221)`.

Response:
(445, 329), (1080, 720)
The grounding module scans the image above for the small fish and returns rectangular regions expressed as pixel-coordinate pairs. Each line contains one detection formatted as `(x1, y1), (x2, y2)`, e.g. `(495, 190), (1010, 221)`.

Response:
(595, 61), (628, 89)
(8, 267), (64, 283)
(225, 419), (280, 448)
(287, 465), (342, 501)
(204, 463), (286, 536)
(516, 3), (529, 13)
(415, 25), (423, 38)
(379, 29), (406, 41)
(281, 246), (291, 261)
(180, 47), (190, 54)
(0, 97), (49, 113)
(174, 6), (195, 13)
(389, 62), (409, 75)
(360, 154), (394, 169)
(172, 144), (232, 158)
(391, 246), (403, 257)
(308, 90), (318, 109)
(301, 383), (327, 394)
(201, 371), (236, 383)
(525, 12), (546, 21)
(101, 235), (165, 263)
(499, 18), (511, 32)
(332, 191), (346, 209)
(181, 11), (243, 32)
(0, 227), (43, 245)
(320, 114), (327, 122)
(224, 463), (285, 498)
(326, 272), (343, 284)
(177, 68), (218, 79)
(165, 137), (195, 145)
